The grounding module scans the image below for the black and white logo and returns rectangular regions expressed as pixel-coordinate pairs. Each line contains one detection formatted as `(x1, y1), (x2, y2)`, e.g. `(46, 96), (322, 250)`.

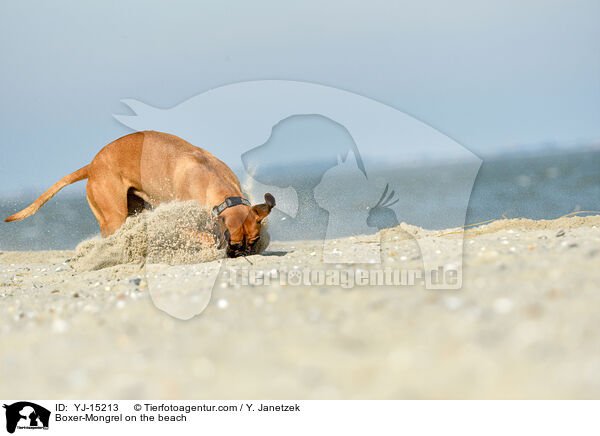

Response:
(3, 402), (50, 434)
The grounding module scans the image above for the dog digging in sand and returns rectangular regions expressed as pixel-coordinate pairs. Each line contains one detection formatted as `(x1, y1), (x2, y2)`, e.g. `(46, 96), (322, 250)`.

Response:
(5, 131), (275, 258)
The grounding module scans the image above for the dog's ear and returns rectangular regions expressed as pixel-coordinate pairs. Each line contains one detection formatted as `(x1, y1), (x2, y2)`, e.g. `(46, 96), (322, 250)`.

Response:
(252, 193), (276, 222)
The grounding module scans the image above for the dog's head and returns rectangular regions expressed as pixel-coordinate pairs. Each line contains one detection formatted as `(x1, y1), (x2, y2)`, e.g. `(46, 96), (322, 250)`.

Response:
(213, 193), (275, 258)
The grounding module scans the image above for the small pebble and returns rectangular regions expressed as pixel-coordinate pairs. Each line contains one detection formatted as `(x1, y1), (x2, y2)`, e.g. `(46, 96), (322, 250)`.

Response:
(556, 229), (565, 237)
(52, 318), (68, 333)
(444, 296), (463, 311)
(493, 298), (514, 314)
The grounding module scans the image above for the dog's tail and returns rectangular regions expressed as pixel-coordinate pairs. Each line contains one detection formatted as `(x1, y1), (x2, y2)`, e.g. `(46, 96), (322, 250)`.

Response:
(5, 165), (89, 223)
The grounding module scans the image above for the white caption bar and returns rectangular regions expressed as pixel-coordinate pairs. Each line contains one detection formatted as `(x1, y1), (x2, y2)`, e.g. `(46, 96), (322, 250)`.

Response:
(0, 400), (598, 436)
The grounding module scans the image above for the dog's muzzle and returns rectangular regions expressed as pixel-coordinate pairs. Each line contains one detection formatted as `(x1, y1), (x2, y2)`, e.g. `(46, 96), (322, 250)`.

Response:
(220, 229), (261, 258)
(215, 228), (246, 258)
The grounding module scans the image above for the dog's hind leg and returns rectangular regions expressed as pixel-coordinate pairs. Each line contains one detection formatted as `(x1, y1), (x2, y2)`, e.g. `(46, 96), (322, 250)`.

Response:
(86, 177), (129, 237)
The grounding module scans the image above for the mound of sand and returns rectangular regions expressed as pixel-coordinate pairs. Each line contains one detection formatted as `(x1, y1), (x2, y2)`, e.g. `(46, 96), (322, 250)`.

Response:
(70, 201), (270, 271)
(380, 214), (600, 241)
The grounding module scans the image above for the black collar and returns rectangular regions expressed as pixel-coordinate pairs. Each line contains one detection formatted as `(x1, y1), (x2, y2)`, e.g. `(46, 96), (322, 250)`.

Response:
(212, 196), (251, 217)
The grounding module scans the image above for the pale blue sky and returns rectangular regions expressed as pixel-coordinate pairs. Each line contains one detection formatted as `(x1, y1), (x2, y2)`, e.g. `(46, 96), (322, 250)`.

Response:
(1, 0), (599, 194)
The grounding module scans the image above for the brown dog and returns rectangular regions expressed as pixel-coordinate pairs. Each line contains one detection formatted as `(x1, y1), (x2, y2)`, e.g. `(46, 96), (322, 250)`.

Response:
(5, 131), (275, 257)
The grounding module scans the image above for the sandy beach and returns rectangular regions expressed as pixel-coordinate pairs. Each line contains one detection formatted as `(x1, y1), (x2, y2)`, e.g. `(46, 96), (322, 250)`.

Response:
(1, 214), (599, 399)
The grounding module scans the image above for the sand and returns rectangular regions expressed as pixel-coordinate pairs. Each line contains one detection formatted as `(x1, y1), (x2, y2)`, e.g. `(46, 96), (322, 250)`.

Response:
(71, 202), (223, 271)
(1, 213), (600, 399)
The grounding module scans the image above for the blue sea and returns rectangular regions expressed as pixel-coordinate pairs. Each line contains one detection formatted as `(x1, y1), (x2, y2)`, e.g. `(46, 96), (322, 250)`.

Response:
(1, 148), (598, 251)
